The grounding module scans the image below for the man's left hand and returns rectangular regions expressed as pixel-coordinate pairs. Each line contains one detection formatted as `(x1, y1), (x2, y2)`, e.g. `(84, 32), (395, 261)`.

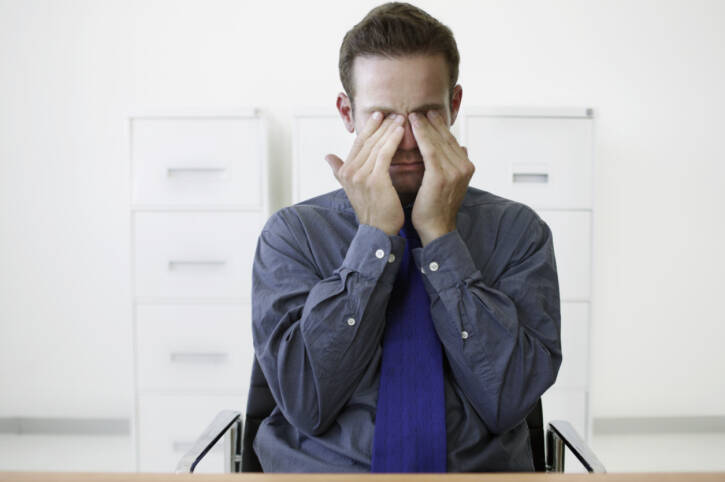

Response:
(409, 110), (475, 246)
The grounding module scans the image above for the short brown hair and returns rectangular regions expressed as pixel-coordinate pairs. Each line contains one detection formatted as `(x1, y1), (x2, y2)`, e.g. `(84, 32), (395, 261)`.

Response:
(338, 2), (460, 111)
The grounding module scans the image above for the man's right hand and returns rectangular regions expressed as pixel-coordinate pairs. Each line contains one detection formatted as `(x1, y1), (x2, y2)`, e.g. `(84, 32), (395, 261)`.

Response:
(325, 112), (406, 236)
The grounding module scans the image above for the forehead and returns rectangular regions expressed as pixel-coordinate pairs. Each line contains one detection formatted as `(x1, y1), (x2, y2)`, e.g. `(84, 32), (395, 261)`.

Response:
(352, 54), (449, 113)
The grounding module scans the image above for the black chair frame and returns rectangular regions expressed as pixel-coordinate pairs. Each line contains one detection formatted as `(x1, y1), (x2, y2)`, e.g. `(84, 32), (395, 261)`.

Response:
(176, 359), (606, 474)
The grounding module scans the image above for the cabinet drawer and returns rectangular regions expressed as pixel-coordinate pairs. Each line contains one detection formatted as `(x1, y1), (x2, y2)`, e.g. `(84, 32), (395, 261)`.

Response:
(134, 211), (263, 300)
(537, 210), (591, 301)
(556, 302), (590, 390)
(464, 114), (592, 210)
(136, 303), (254, 392)
(293, 113), (352, 202)
(541, 388), (588, 441)
(137, 393), (245, 473)
(131, 116), (264, 208)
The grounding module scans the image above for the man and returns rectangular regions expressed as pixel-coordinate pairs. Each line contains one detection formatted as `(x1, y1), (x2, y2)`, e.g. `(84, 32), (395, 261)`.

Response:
(251, 2), (561, 472)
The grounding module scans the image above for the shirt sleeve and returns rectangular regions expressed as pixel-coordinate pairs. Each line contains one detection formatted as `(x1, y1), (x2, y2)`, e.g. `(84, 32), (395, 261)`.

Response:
(411, 208), (562, 434)
(252, 209), (405, 436)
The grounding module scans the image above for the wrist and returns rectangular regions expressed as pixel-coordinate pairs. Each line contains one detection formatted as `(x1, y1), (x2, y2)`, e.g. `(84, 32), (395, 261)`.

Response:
(362, 215), (403, 236)
(418, 223), (455, 246)
(361, 220), (402, 237)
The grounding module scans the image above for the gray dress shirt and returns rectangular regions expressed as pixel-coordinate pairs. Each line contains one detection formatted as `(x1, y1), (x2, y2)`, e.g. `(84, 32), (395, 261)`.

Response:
(251, 187), (561, 472)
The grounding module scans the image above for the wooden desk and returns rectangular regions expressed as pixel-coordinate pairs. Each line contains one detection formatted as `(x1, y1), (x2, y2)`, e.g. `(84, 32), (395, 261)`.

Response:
(1, 473), (725, 482)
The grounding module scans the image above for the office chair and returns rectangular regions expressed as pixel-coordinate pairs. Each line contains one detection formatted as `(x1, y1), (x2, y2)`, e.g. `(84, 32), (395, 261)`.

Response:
(175, 358), (606, 474)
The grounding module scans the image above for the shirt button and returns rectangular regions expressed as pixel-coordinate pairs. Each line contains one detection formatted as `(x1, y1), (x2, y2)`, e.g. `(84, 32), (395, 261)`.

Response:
(461, 330), (469, 339)
(429, 261), (439, 272)
(387, 253), (396, 264)
(375, 249), (385, 259)
(347, 318), (356, 327)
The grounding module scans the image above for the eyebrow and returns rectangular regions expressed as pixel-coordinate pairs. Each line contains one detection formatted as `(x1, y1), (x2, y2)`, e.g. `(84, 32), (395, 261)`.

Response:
(364, 103), (446, 115)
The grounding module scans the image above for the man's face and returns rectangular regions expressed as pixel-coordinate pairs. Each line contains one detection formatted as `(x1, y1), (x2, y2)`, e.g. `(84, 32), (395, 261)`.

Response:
(339, 53), (462, 202)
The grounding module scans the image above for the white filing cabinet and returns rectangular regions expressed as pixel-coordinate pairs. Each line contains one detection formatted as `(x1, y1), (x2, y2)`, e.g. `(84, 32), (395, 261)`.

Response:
(129, 110), (267, 472)
(292, 108), (354, 203)
(293, 106), (595, 442)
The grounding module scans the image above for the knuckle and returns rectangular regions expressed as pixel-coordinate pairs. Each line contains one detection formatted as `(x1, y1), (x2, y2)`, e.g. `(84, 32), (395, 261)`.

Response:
(351, 172), (365, 185)
(466, 162), (475, 176)
(340, 168), (354, 183)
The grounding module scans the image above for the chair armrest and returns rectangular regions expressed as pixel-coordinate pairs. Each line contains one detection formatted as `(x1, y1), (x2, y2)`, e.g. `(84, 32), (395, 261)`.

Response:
(175, 410), (242, 474)
(546, 420), (606, 473)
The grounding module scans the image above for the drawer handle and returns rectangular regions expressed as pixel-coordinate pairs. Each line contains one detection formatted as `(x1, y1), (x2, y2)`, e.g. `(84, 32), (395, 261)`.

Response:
(513, 172), (549, 183)
(166, 167), (227, 176)
(512, 162), (549, 184)
(168, 260), (227, 270)
(170, 352), (229, 364)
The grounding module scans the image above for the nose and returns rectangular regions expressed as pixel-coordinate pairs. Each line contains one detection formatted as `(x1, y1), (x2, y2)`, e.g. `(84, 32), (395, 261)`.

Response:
(397, 115), (418, 150)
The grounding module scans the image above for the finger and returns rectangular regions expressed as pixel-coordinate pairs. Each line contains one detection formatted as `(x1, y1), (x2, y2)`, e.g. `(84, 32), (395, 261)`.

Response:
(426, 110), (469, 168)
(424, 111), (463, 156)
(347, 111), (384, 162)
(360, 114), (404, 176)
(348, 113), (398, 172)
(325, 154), (344, 181)
(373, 123), (405, 175)
(415, 112), (464, 172)
(425, 110), (457, 145)
(409, 112), (441, 166)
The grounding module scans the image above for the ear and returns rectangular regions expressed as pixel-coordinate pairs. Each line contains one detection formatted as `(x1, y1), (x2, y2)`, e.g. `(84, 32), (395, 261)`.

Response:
(336, 92), (355, 133)
(449, 84), (463, 126)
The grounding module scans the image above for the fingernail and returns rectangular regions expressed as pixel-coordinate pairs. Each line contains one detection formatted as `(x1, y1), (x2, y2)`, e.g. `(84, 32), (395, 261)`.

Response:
(372, 111), (382, 120)
(428, 110), (439, 119)
(394, 114), (404, 124)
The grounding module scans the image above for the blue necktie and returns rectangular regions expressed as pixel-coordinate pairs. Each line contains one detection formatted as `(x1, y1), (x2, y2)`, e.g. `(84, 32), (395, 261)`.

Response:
(371, 213), (447, 472)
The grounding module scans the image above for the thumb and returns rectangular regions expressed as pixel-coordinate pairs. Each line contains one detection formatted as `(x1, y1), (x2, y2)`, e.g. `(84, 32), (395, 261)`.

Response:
(325, 154), (344, 177)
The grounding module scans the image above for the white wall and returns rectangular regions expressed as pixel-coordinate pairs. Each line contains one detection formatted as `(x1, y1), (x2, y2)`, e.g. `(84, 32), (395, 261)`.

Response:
(1, 0), (723, 426)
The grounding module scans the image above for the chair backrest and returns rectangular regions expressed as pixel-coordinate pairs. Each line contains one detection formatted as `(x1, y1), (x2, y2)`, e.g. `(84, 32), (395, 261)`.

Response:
(242, 358), (546, 472)
(526, 398), (546, 471)
(241, 358), (274, 472)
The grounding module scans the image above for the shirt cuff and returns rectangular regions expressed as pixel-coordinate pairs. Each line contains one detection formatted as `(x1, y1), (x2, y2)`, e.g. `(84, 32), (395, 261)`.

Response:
(412, 229), (478, 294)
(340, 224), (406, 285)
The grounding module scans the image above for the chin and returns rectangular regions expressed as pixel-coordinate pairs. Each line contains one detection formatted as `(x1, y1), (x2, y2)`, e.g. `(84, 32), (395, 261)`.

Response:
(392, 176), (422, 205)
